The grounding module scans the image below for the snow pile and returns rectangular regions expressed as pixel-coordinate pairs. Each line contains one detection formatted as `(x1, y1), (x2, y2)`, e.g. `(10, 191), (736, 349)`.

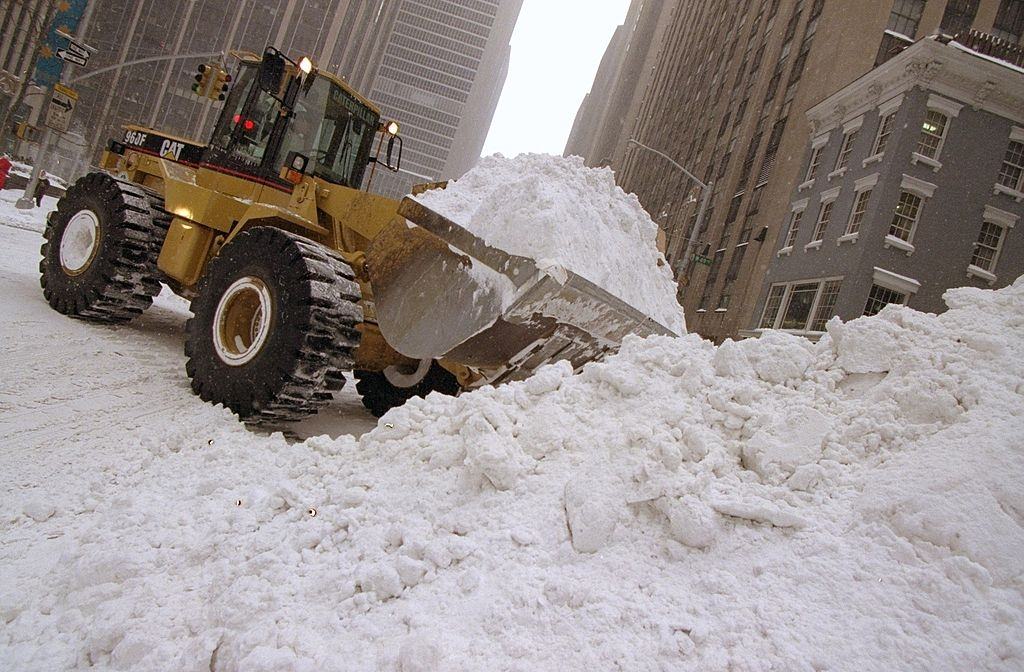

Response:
(3, 280), (1024, 670)
(415, 153), (685, 334)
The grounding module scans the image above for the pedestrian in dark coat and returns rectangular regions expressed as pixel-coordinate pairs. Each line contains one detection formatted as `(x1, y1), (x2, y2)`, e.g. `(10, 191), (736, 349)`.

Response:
(34, 171), (49, 207)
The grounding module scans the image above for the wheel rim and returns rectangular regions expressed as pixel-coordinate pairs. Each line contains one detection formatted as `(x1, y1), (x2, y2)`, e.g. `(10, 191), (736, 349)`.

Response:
(212, 277), (273, 367)
(59, 210), (100, 275)
(383, 358), (432, 388)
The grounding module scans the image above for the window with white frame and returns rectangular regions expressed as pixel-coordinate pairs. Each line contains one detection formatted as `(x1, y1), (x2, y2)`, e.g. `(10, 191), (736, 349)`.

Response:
(916, 110), (949, 159)
(969, 205), (1018, 280)
(805, 145), (824, 182)
(998, 140), (1024, 192)
(834, 130), (858, 171)
(784, 208), (804, 248)
(846, 189), (872, 235)
(886, 175), (936, 249)
(759, 277), (843, 332)
(864, 284), (907, 316)
(812, 200), (835, 242)
(809, 280), (842, 331)
(971, 222), (1007, 272)
(864, 266), (920, 315)
(889, 191), (923, 242)
(760, 285), (787, 328)
(913, 95), (962, 166)
(873, 110), (897, 156)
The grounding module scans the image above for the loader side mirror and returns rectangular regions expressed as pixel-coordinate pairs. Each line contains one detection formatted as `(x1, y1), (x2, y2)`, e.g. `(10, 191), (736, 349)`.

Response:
(258, 49), (287, 95)
(384, 135), (403, 172)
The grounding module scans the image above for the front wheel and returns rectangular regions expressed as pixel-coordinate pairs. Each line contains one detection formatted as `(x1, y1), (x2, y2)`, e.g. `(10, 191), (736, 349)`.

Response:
(355, 361), (460, 418)
(185, 227), (362, 424)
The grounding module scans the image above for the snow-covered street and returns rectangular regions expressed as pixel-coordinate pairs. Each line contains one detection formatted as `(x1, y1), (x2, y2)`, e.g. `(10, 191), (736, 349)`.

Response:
(2, 193), (1024, 671)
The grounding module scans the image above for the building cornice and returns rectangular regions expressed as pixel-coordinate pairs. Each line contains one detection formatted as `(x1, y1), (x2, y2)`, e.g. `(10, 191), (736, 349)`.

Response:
(808, 38), (1024, 135)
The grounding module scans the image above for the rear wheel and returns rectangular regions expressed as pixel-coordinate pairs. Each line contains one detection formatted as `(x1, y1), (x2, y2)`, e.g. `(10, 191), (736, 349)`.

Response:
(185, 227), (362, 424)
(39, 172), (168, 322)
(355, 361), (460, 418)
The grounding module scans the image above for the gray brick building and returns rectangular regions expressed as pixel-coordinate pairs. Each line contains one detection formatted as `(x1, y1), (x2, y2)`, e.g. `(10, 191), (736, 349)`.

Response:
(748, 35), (1024, 337)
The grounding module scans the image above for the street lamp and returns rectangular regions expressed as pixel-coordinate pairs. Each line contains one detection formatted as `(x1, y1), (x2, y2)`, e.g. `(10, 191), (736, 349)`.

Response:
(627, 139), (713, 279)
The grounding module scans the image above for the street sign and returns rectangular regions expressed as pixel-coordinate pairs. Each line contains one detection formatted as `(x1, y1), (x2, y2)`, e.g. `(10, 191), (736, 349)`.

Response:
(691, 253), (713, 267)
(45, 83), (78, 133)
(65, 40), (90, 60)
(56, 49), (89, 67)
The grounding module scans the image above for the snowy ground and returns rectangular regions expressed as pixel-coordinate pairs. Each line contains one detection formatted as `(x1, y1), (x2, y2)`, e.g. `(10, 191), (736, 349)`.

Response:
(2, 193), (1024, 671)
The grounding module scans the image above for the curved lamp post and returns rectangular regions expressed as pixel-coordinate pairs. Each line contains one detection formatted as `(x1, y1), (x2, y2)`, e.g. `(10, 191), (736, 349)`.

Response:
(627, 139), (713, 279)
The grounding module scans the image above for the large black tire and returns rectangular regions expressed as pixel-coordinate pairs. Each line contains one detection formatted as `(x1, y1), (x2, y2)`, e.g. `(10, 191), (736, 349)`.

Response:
(184, 226), (362, 424)
(39, 172), (169, 322)
(355, 362), (460, 418)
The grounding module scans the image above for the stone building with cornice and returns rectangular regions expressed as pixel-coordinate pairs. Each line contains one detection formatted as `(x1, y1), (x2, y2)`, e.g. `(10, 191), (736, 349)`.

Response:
(597, 0), (1023, 343)
(747, 34), (1024, 336)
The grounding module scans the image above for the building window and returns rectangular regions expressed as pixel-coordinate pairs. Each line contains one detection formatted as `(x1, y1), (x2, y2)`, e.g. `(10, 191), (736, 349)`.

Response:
(726, 193), (743, 223)
(887, 0), (927, 37)
(846, 189), (873, 234)
(806, 145), (824, 181)
(759, 278), (844, 332)
(809, 280), (842, 331)
(780, 282), (821, 329)
(993, 0), (1024, 43)
(998, 140), (1024, 191)
(717, 293), (732, 310)
(940, 0), (980, 34)
(916, 110), (949, 160)
(968, 206), (1018, 282)
(835, 130), (858, 171)
(864, 284), (907, 316)
(784, 209), (804, 248)
(971, 221), (1007, 272)
(889, 191), (923, 242)
(812, 201), (835, 241)
(760, 285), (786, 327)
(726, 244), (747, 280)
(873, 111), (897, 156)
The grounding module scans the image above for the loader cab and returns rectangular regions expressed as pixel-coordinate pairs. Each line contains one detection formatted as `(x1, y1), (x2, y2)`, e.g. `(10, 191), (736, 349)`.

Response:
(204, 50), (382, 191)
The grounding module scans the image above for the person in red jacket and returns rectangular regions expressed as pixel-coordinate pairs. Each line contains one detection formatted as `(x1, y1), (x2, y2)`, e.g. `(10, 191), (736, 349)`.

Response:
(0, 154), (12, 192)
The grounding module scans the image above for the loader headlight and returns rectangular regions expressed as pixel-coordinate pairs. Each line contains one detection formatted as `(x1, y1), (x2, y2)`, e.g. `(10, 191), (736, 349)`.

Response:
(386, 121), (400, 136)
(299, 56), (314, 75)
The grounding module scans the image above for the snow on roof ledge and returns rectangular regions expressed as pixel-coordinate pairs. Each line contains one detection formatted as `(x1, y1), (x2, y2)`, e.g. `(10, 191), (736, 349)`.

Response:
(950, 41), (1024, 76)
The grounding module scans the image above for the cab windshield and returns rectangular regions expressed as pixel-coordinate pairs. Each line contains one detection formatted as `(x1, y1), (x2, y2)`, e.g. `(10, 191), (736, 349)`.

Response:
(278, 77), (379, 188)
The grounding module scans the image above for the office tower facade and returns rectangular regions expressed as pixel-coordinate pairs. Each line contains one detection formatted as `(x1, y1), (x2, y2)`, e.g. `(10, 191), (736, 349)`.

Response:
(365, 0), (524, 199)
(595, 0), (1021, 342)
(564, 0), (680, 170)
(2, 0), (522, 194)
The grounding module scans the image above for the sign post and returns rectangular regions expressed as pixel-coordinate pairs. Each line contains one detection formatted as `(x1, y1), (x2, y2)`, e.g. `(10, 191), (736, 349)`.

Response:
(44, 83), (78, 133)
(16, 17), (97, 210)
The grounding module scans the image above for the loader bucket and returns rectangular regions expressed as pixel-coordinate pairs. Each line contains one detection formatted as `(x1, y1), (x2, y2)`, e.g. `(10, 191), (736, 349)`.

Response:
(366, 198), (677, 386)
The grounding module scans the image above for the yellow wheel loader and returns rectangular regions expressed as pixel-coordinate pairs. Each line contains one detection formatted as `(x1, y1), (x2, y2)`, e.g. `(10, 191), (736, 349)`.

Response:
(39, 48), (674, 424)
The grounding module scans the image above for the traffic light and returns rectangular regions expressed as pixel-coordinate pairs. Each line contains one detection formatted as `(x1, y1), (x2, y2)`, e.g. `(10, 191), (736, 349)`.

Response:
(15, 122), (40, 142)
(210, 67), (231, 101)
(192, 63), (213, 97)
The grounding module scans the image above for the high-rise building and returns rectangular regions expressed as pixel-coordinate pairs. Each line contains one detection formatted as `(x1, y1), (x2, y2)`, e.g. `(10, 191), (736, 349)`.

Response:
(365, 0), (524, 199)
(2, 0), (522, 194)
(587, 0), (1022, 343)
(564, 0), (680, 170)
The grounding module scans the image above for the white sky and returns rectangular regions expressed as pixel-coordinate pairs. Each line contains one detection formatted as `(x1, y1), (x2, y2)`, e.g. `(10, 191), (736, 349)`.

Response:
(481, 0), (632, 157)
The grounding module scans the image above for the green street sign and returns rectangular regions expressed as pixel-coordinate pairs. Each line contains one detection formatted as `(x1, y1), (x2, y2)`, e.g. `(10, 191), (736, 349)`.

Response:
(692, 253), (713, 267)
